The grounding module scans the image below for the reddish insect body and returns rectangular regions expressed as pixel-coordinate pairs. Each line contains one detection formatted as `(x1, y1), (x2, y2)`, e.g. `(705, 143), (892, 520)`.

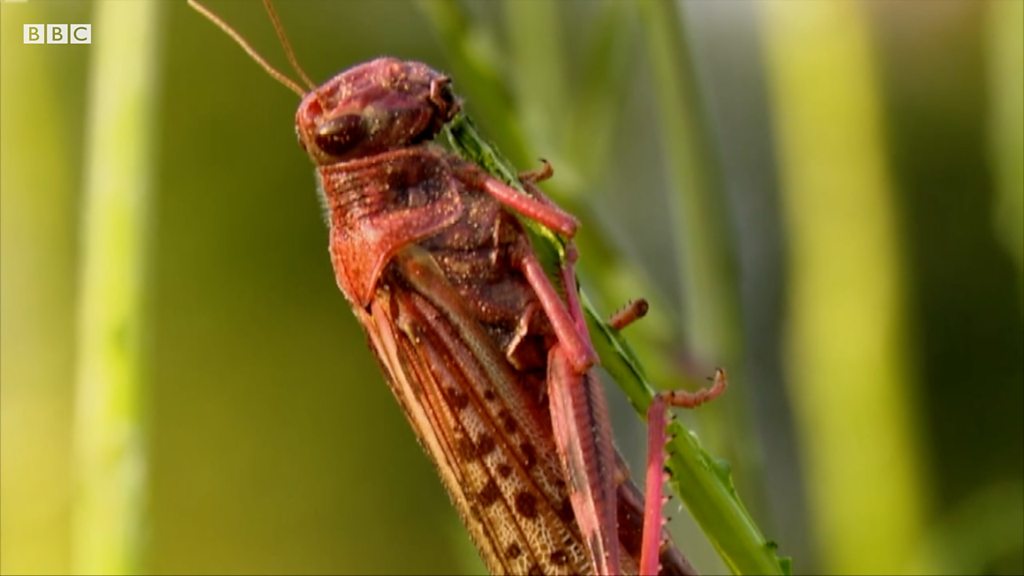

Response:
(189, 3), (726, 574)
(295, 57), (689, 574)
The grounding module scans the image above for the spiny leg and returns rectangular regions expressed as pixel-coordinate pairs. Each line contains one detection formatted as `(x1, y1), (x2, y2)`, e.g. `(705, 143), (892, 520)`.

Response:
(547, 247), (622, 574)
(639, 368), (728, 576)
(607, 298), (727, 575)
(521, 239), (623, 574)
(547, 345), (620, 575)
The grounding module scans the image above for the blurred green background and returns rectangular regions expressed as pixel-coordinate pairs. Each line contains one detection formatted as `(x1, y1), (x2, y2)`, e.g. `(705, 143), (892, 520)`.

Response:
(1, 1), (1021, 574)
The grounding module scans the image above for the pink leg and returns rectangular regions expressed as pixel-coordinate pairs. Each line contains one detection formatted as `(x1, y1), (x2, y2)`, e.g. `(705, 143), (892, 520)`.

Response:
(640, 396), (669, 576)
(639, 369), (728, 575)
(476, 173), (580, 237)
(453, 162), (576, 236)
(460, 162), (589, 368)
(536, 245), (619, 574)
(557, 245), (594, 351)
(519, 251), (595, 374)
(547, 346), (620, 575)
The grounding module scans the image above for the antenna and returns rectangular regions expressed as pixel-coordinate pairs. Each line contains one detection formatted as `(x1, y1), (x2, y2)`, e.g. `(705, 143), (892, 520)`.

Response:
(261, 0), (317, 92)
(187, 0), (306, 98)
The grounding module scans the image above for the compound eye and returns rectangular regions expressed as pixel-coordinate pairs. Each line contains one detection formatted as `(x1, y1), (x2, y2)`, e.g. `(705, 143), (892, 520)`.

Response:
(314, 113), (367, 157)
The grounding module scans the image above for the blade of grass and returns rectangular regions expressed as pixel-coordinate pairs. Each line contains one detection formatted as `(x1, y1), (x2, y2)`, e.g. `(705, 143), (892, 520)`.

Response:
(636, 3), (762, 524)
(72, 2), (162, 573)
(637, 0), (740, 369)
(760, 2), (925, 573)
(987, 0), (1024, 315)
(560, 0), (687, 390)
(503, 0), (569, 167)
(638, 4), (774, 569)
(565, 0), (639, 188)
(1, 1), (82, 572)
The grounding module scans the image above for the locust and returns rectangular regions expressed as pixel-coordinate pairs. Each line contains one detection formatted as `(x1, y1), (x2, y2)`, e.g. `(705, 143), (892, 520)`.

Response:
(189, 2), (726, 574)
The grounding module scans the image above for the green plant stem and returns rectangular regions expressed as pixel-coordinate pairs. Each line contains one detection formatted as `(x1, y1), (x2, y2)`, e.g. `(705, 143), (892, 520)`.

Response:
(72, 3), (161, 573)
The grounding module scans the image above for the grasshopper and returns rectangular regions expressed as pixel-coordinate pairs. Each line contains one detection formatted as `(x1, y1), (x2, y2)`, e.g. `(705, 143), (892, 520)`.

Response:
(189, 2), (726, 574)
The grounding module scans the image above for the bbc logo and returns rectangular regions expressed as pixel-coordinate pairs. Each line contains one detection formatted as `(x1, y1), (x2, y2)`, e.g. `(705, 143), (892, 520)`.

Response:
(23, 24), (92, 44)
